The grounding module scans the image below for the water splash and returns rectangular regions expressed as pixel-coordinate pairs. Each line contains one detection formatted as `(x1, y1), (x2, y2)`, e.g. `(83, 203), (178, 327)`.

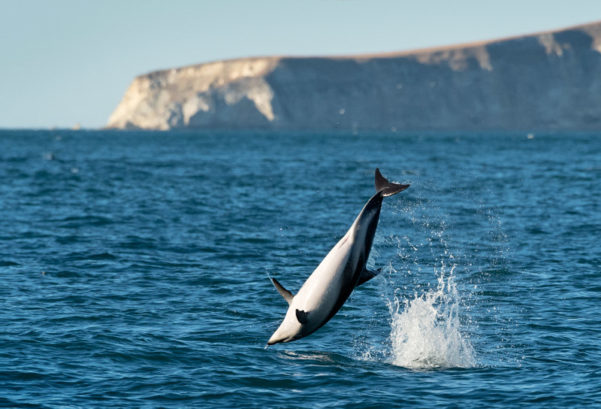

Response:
(354, 196), (479, 369)
(387, 263), (476, 369)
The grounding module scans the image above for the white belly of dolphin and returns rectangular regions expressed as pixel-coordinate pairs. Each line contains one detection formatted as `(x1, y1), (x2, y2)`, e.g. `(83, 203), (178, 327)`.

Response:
(294, 233), (353, 331)
(267, 232), (353, 344)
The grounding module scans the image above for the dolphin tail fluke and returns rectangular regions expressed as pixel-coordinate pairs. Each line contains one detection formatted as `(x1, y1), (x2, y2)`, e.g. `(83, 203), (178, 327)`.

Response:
(375, 168), (410, 197)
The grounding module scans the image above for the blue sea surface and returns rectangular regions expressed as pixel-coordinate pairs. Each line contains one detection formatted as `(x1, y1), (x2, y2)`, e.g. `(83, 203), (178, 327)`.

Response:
(0, 130), (600, 408)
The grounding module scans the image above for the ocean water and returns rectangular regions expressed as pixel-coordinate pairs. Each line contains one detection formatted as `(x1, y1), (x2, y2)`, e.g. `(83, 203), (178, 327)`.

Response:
(0, 130), (600, 408)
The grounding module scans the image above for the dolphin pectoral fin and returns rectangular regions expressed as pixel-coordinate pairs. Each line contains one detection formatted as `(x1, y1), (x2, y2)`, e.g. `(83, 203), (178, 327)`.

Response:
(375, 168), (410, 197)
(271, 278), (294, 305)
(295, 309), (309, 324)
(355, 267), (381, 287)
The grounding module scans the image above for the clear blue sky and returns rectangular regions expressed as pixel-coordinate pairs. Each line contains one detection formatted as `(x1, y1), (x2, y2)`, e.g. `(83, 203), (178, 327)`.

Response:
(1, 0), (600, 129)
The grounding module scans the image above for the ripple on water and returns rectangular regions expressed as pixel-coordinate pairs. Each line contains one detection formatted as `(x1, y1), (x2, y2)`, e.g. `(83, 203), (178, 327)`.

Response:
(1, 131), (600, 408)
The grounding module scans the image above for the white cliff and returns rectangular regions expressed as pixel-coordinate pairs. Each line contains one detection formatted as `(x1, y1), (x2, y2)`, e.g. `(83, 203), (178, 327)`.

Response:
(107, 21), (601, 131)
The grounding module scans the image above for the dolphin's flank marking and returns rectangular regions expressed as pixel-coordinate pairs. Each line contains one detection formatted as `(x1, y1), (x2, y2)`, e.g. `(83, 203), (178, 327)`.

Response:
(295, 310), (309, 324)
(267, 168), (409, 345)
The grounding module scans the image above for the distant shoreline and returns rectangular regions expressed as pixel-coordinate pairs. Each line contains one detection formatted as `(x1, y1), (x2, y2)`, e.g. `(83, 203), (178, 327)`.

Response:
(2, 128), (600, 137)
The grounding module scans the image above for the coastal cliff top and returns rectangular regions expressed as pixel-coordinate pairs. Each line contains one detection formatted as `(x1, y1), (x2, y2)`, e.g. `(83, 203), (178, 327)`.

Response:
(136, 20), (601, 79)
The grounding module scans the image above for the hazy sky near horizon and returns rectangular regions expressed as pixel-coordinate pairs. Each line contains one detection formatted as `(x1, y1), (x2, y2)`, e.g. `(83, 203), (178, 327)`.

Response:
(2, 0), (601, 129)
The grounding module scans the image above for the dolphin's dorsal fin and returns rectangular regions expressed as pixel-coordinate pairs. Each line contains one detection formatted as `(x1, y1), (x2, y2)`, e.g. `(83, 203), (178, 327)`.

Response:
(355, 267), (381, 287)
(375, 168), (410, 197)
(295, 309), (309, 324)
(271, 278), (294, 304)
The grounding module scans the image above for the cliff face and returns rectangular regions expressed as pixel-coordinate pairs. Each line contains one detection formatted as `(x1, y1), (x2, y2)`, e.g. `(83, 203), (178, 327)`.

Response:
(107, 22), (601, 131)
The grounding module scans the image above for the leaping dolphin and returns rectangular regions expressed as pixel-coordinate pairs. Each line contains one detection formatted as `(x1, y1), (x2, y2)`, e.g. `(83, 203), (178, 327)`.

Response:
(267, 168), (409, 345)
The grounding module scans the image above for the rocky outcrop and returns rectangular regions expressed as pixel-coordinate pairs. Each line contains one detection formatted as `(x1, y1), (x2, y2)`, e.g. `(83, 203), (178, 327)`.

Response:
(107, 21), (601, 131)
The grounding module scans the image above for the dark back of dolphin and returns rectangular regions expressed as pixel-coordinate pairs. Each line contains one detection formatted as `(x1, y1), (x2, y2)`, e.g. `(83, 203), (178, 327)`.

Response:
(354, 168), (410, 277)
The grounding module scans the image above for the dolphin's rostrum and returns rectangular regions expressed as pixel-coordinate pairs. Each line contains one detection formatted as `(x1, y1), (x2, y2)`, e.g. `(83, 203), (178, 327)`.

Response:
(268, 169), (409, 345)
